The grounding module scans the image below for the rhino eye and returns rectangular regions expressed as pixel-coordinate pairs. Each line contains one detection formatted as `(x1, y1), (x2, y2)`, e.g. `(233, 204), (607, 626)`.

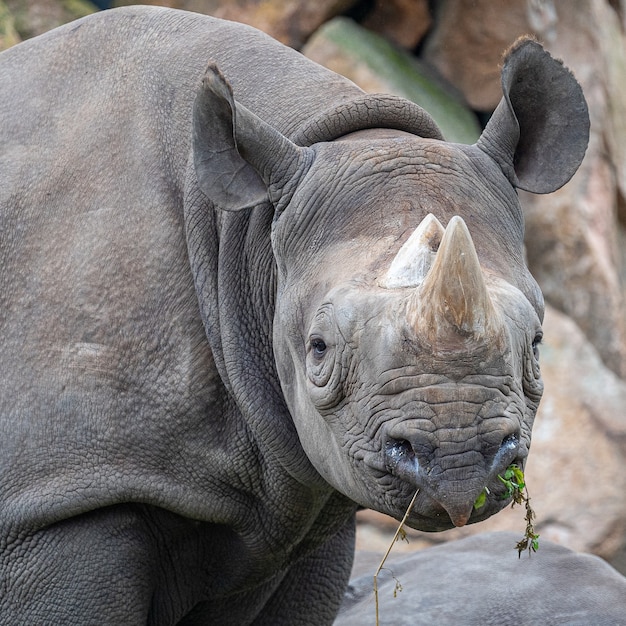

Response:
(532, 332), (543, 360)
(306, 306), (343, 400)
(310, 336), (327, 359)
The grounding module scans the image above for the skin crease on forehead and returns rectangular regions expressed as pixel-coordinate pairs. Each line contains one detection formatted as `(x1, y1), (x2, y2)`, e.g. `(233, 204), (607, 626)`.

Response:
(311, 127), (543, 317)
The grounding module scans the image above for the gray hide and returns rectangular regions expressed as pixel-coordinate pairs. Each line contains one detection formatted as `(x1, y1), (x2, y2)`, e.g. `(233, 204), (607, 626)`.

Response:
(0, 6), (588, 625)
(338, 533), (626, 625)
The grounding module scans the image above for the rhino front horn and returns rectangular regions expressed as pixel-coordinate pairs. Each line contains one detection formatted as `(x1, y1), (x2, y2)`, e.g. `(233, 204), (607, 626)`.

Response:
(414, 216), (497, 342)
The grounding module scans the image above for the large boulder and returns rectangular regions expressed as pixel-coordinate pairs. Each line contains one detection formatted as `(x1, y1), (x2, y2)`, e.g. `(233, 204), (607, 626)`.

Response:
(339, 533), (626, 625)
(421, 0), (556, 111)
(521, 0), (626, 379)
(360, 0), (431, 50)
(112, 0), (358, 48)
(302, 17), (481, 143)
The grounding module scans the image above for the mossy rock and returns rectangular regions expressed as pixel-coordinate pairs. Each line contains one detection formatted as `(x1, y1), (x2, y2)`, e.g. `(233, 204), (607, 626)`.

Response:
(0, 0), (21, 50)
(305, 18), (481, 144)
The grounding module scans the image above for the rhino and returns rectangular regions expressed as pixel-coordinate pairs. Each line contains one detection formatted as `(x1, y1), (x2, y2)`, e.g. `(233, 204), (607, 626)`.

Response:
(0, 6), (588, 625)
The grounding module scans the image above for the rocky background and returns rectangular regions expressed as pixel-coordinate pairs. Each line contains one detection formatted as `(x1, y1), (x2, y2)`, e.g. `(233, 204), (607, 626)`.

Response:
(3, 0), (626, 573)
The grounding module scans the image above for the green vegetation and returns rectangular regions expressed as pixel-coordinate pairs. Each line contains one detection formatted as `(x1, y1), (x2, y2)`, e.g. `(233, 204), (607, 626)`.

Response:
(473, 486), (488, 510)
(498, 465), (540, 557)
(474, 464), (539, 556)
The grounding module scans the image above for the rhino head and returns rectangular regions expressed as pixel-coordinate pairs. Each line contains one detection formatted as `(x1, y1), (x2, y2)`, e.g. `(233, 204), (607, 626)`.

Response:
(192, 38), (589, 531)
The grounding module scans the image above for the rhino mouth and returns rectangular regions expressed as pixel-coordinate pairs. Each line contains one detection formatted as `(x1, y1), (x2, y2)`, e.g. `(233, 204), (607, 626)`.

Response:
(380, 433), (522, 530)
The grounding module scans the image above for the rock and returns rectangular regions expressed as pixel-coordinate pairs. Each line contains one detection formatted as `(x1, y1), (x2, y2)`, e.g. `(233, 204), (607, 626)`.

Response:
(360, 0), (431, 50)
(422, 0), (557, 111)
(112, 0), (358, 48)
(356, 306), (626, 561)
(521, 0), (626, 379)
(302, 17), (481, 144)
(340, 533), (626, 625)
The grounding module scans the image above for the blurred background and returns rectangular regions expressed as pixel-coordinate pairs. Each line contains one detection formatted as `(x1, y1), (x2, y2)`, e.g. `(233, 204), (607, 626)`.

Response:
(3, 0), (625, 574)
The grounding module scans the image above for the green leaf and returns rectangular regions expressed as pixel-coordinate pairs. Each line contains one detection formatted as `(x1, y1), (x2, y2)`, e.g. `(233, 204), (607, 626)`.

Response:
(511, 466), (526, 489)
(473, 489), (487, 510)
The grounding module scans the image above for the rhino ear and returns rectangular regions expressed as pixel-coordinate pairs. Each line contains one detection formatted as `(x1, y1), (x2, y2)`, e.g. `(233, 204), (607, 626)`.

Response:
(477, 37), (590, 194)
(193, 63), (308, 211)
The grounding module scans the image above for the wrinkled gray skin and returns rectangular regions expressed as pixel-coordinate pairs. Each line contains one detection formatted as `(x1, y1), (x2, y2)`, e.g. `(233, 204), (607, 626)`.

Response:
(338, 533), (626, 626)
(0, 6), (589, 625)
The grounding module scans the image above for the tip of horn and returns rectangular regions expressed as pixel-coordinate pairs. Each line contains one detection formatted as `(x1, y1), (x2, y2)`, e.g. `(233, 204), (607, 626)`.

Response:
(381, 213), (445, 289)
(445, 215), (473, 248)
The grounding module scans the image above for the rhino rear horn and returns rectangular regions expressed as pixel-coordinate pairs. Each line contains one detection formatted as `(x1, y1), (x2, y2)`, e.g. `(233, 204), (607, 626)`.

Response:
(193, 63), (311, 212)
(416, 216), (496, 341)
(477, 37), (589, 194)
(381, 213), (445, 288)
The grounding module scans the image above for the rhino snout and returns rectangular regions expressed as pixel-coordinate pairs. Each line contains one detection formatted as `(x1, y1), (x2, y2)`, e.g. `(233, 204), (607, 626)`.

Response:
(383, 426), (521, 527)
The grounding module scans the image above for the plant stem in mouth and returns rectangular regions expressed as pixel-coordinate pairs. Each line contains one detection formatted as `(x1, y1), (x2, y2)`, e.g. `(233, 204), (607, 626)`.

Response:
(373, 488), (420, 626)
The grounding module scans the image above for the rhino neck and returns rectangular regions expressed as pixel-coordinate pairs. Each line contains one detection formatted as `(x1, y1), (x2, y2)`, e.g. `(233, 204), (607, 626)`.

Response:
(184, 171), (324, 488)
(290, 93), (443, 146)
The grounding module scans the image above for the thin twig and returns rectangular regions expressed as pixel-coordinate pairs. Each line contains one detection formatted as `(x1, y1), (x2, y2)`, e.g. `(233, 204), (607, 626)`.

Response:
(374, 489), (420, 626)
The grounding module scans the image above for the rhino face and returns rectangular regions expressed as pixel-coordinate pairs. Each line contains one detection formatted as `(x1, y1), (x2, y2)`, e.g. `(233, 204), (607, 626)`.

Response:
(270, 138), (544, 530)
(280, 284), (542, 531)
(193, 38), (588, 531)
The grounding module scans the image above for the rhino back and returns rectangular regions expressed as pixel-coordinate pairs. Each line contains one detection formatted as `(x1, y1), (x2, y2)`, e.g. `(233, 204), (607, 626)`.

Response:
(0, 6), (363, 148)
(0, 7), (361, 532)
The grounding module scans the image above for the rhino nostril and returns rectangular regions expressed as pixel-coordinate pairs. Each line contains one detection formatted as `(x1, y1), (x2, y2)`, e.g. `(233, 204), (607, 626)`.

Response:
(491, 432), (520, 475)
(383, 436), (423, 489)
(384, 437), (416, 471)
(386, 437), (413, 459)
(502, 432), (519, 452)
